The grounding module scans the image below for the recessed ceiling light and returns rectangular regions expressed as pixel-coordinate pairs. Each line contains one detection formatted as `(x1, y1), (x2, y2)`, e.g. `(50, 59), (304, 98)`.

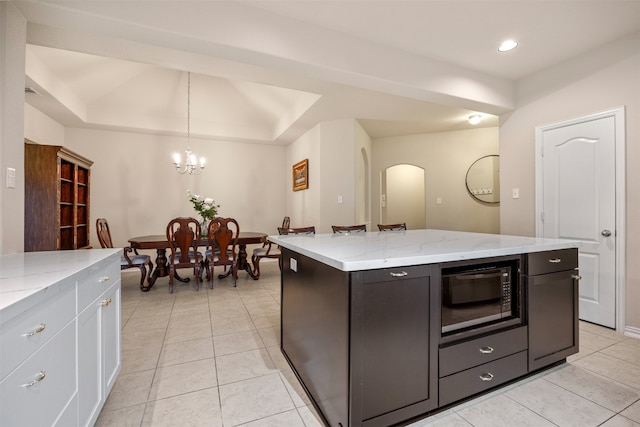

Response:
(498, 40), (518, 52)
(468, 115), (482, 125)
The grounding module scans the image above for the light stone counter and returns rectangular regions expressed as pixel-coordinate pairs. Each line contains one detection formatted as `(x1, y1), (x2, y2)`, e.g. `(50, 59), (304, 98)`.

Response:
(0, 249), (120, 321)
(269, 229), (580, 271)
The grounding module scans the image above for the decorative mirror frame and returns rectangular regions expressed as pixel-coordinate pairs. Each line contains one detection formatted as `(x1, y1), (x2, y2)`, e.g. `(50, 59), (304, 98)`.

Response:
(466, 155), (500, 204)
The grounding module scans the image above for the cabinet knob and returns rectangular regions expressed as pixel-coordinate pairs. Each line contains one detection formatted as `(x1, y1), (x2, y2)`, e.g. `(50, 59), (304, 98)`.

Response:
(22, 370), (46, 387)
(601, 229), (612, 237)
(99, 276), (110, 283)
(572, 274), (582, 281)
(548, 258), (562, 263)
(24, 323), (46, 337)
(479, 372), (494, 382)
(101, 298), (112, 307)
(479, 346), (494, 354)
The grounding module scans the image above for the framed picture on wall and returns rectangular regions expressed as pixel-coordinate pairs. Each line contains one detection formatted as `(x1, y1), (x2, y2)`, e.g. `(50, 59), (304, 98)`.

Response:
(292, 159), (309, 191)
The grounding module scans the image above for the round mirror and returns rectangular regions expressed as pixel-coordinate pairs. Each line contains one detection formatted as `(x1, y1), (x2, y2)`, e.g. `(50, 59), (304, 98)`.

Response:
(466, 155), (500, 203)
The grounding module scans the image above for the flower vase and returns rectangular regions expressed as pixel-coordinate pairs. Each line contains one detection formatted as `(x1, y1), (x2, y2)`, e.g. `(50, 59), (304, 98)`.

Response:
(201, 220), (208, 237)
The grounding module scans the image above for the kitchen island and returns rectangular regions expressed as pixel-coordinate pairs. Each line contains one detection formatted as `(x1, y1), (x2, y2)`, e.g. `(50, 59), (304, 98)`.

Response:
(270, 229), (580, 427)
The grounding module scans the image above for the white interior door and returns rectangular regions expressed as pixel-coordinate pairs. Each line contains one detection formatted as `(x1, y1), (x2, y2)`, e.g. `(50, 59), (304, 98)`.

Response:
(536, 114), (619, 328)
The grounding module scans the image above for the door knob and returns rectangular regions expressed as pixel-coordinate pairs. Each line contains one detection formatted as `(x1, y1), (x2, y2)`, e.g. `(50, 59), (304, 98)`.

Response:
(601, 229), (612, 237)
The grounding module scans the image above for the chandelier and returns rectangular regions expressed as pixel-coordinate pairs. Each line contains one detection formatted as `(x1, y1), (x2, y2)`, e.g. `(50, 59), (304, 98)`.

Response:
(173, 71), (205, 175)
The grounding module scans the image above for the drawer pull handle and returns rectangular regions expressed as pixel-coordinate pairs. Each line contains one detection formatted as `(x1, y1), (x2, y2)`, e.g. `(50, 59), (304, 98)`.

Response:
(99, 276), (110, 283)
(101, 298), (112, 307)
(572, 274), (582, 280)
(479, 372), (494, 382)
(23, 370), (46, 387)
(548, 258), (562, 263)
(390, 271), (408, 277)
(24, 323), (46, 337)
(479, 346), (494, 354)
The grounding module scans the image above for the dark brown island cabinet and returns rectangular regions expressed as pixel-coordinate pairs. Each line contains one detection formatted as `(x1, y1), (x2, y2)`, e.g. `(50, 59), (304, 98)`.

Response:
(24, 142), (93, 251)
(280, 247), (579, 427)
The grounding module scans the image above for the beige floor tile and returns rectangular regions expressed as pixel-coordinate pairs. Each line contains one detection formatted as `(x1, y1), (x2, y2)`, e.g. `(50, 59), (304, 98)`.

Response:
(219, 373), (295, 426)
(580, 330), (623, 351)
(407, 410), (472, 426)
(148, 358), (217, 401)
(455, 394), (555, 427)
(211, 316), (256, 336)
(216, 348), (277, 385)
(567, 341), (599, 363)
(141, 387), (223, 427)
(238, 408), (306, 426)
(103, 369), (155, 411)
(601, 341), (640, 366)
(505, 378), (614, 426)
(279, 370), (310, 408)
(543, 364), (640, 411)
(122, 313), (170, 333)
(95, 403), (146, 427)
(297, 405), (325, 427)
(621, 400), (640, 423)
(580, 322), (627, 341)
(164, 320), (212, 344)
(600, 414), (640, 427)
(121, 328), (165, 352)
(213, 329), (265, 356)
(120, 346), (161, 374)
(257, 325), (280, 347)
(573, 352), (640, 390)
(157, 337), (214, 367)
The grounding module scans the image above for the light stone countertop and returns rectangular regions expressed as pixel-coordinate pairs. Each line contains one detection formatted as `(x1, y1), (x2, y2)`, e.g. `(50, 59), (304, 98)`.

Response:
(0, 248), (120, 320)
(269, 229), (580, 272)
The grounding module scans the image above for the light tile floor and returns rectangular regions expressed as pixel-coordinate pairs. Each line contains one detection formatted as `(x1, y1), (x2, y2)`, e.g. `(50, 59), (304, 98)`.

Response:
(97, 261), (640, 427)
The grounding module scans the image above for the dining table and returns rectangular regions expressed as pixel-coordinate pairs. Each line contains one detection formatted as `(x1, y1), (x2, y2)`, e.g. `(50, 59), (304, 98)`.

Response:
(128, 231), (267, 291)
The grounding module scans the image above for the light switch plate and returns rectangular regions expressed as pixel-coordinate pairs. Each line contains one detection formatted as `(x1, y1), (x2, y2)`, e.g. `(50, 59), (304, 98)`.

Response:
(290, 258), (298, 272)
(5, 167), (15, 189)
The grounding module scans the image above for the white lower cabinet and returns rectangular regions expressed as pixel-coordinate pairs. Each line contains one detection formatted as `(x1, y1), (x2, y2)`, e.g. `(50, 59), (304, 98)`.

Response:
(78, 266), (121, 427)
(0, 250), (121, 427)
(0, 321), (77, 426)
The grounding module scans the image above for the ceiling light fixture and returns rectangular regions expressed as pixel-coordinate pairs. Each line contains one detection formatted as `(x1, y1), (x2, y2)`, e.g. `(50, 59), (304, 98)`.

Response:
(468, 115), (482, 125)
(173, 71), (205, 175)
(498, 40), (518, 52)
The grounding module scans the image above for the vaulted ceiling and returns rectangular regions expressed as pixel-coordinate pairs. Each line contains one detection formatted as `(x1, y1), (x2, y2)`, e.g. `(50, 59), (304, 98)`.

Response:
(17, 1), (640, 145)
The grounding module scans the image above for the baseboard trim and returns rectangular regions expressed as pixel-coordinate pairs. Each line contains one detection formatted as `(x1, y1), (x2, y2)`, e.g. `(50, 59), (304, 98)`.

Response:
(623, 326), (640, 339)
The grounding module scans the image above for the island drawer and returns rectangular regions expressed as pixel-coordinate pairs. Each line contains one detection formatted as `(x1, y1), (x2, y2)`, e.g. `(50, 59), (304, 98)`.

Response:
(362, 264), (431, 283)
(0, 321), (77, 427)
(527, 249), (577, 276)
(0, 281), (76, 380)
(439, 327), (527, 377)
(439, 350), (528, 407)
(77, 258), (120, 310)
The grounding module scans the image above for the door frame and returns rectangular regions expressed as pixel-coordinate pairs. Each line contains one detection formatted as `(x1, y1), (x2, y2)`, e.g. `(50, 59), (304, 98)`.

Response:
(534, 106), (626, 332)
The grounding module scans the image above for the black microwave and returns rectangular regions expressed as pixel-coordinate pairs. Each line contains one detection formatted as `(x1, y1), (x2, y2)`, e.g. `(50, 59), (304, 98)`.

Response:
(441, 257), (523, 343)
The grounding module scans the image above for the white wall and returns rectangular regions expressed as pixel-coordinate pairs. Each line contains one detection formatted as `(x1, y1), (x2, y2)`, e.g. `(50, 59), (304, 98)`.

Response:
(355, 120), (372, 227)
(372, 127), (500, 233)
(61, 128), (287, 248)
(0, 3), (26, 254)
(24, 103), (65, 146)
(499, 33), (640, 332)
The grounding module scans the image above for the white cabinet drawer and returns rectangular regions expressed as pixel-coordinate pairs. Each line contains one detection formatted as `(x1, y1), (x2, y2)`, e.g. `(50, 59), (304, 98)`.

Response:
(0, 280), (76, 379)
(0, 321), (77, 427)
(77, 258), (120, 310)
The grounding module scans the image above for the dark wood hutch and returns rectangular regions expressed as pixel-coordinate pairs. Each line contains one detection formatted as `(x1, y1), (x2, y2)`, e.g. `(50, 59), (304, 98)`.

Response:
(24, 142), (93, 251)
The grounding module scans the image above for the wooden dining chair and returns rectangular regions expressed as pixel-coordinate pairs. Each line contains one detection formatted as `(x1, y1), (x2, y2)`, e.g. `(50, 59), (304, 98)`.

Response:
(206, 217), (240, 287)
(166, 217), (202, 293)
(331, 224), (367, 234)
(251, 216), (290, 279)
(96, 218), (153, 291)
(377, 222), (407, 231)
(277, 226), (316, 235)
